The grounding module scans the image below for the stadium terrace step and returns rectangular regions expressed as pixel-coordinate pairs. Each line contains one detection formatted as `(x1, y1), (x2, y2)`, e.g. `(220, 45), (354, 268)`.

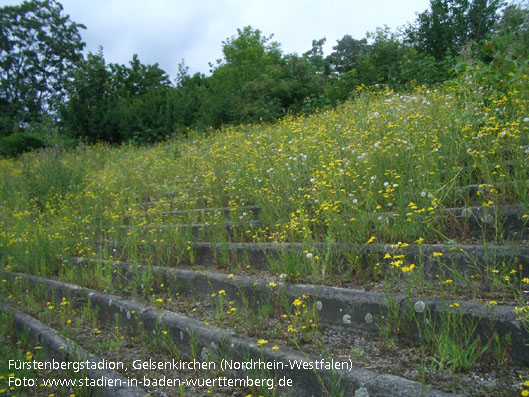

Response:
(92, 240), (529, 280)
(0, 303), (147, 397)
(190, 242), (529, 279)
(377, 204), (529, 242)
(70, 257), (529, 367)
(123, 205), (260, 223)
(440, 204), (528, 241)
(100, 220), (262, 241)
(1, 270), (455, 397)
(453, 180), (529, 203)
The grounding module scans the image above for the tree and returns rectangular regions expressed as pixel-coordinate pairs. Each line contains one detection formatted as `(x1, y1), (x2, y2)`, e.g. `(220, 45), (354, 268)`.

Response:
(0, 0), (85, 134)
(406, 0), (503, 60)
(62, 50), (174, 144)
(204, 26), (285, 126)
(302, 38), (331, 75)
(327, 35), (368, 74)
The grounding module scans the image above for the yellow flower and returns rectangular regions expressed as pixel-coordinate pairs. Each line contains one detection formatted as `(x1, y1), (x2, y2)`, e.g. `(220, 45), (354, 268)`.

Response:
(433, 252), (443, 257)
(366, 236), (375, 245)
(269, 282), (276, 287)
(257, 339), (268, 346)
(272, 345), (279, 350)
(292, 298), (302, 307)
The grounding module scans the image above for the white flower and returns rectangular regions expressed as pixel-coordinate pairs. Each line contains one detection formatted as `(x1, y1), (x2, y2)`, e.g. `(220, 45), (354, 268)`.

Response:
(306, 253), (313, 259)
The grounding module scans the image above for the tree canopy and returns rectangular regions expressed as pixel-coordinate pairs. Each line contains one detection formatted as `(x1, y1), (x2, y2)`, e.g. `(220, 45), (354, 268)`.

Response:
(0, 0), (85, 134)
(2, 0), (528, 150)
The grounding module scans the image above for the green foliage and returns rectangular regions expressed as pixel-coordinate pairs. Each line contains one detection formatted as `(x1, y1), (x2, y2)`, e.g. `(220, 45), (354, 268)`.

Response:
(0, 0), (85, 131)
(3, 0), (526, 144)
(327, 34), (367, 74)
(62, 50), (174, 144)
(406, 0), (504, 60)
(0, 132), (46, 157)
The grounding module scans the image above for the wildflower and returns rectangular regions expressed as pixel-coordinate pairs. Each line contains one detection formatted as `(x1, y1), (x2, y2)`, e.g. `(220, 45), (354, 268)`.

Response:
(306, 252), (313, 259)
(433, 252), (443, 257)
(401, 264), (415, 273)
(257, 339), (268, 346)
(487, 301), (498, 307)
(272, 345), (279, 350)
(293, 298), (302, 307)
(218, 290), (226, 296)
(269, 282), (276, 287)
(366, 236), (375, 245)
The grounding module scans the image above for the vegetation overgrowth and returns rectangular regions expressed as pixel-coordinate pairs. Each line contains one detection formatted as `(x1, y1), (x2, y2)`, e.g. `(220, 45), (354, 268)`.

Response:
(1, 1), (529, 395)
(2, 0), (529, 146)
(1, 57), (528, 287)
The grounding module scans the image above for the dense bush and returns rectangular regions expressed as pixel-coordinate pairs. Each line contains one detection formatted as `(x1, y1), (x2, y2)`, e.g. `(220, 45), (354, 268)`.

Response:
(0, 133), (46, 157)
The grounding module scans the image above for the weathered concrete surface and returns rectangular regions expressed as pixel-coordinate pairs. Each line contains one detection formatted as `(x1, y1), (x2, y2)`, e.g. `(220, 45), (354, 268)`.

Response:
(2, 270), (457, 397)
(111, 220), (261, 241)
(189, 242), (529, 279)
(441, 204), (529, 241)
(125, 205), (260, 222)
(0, 303), (146, 397)
(70, 257), (529, 367)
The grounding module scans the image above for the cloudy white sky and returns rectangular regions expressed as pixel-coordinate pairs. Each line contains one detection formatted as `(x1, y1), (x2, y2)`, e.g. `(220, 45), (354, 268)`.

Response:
(1, 0), (432, 79)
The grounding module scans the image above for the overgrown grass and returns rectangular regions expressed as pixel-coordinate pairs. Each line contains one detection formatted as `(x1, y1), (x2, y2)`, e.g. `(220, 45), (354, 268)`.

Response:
(0, 60), (528, 315)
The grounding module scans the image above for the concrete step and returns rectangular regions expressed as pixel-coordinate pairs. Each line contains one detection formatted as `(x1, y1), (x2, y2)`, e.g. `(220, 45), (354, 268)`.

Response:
(71, 257), (529, 367)
(1, 270), (455, 397)
(0, 303), (147, 397)
(92, 240), (529, 281)
(123, 205), (260, 224)
(100, 220), (262, 242)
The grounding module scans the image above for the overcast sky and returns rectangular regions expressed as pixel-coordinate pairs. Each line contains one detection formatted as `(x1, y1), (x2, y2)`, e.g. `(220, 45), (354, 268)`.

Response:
(1, 0), (433, 79)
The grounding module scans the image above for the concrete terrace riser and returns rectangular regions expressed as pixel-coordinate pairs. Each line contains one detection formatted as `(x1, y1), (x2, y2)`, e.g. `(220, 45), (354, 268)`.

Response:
(96, 221), (262, 242)
(1, 270), (456, 397)
(0, 304), (147, 397)
(188, 242), (529, 280)
(124, 205), (260, 222)
(71, 257), (529, 367)
(92, 240), (529, 280)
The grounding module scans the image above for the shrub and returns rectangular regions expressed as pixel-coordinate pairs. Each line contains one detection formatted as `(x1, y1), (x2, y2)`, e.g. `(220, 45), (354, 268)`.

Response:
(0, 133), (46, 157)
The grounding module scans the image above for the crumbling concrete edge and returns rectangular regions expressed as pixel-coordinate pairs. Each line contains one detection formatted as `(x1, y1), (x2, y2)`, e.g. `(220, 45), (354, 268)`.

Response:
(0, 302), (147, 397)
(2, 270), (457, 397)
(71, 256), (529, 366)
